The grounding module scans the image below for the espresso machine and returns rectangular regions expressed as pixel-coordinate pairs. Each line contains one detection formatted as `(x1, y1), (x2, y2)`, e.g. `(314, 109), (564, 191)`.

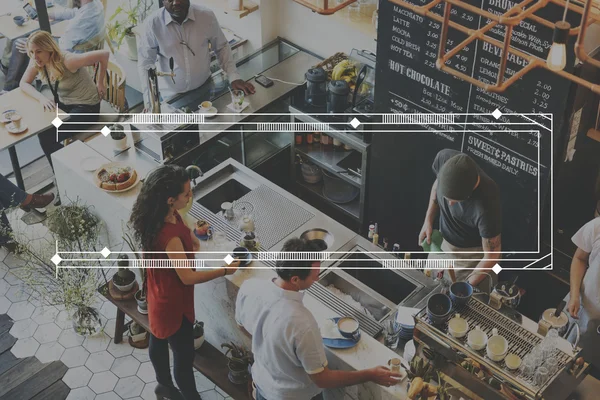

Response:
(412, 294), (589, 400)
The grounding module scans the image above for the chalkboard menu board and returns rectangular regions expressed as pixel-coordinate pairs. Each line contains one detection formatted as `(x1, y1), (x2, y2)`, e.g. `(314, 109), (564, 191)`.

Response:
(371, 0), (578, 261)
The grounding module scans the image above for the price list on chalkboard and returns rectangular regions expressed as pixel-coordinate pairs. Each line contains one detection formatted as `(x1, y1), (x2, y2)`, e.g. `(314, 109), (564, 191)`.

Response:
(374, 0), (577, 254)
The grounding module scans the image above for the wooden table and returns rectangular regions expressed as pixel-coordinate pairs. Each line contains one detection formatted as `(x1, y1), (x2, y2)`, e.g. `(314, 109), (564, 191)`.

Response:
(0, 1), (69, 41)
(100, 284), (252, 400)
(0, 89), (67, 189)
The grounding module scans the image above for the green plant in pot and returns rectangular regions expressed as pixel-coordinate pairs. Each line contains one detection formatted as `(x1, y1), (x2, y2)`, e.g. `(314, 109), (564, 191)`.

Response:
(3, 198), (110, 337)
(112, 254), (136, 293)
(123, 230), (147, 314)
(193, 321), (204, 349)
(128, 321), (148, 345)
(106, 0), (153, 61)
(221, 342), (253, 385)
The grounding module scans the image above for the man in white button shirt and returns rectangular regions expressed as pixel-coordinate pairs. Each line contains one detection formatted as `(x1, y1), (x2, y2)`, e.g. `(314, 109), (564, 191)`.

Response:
(137, 0), (255, 109)
(236, 238), (401, 400)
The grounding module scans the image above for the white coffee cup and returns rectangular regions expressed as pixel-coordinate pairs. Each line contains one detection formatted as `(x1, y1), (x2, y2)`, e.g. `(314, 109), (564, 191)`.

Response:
(10, 114), (22, 129)
(486, 328), (508, 361)
(199, 101), (212, 112)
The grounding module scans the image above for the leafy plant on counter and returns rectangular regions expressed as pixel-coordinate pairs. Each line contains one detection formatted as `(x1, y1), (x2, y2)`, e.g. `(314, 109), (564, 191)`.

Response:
(106, 0), (153, 48)
(1, 197), (111, 336)
(221, 341), (253, 370)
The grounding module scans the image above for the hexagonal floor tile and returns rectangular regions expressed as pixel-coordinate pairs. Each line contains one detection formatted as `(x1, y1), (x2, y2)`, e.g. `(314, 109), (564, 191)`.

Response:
(111, 355), (140, 378)
(60, 346), (90, 368)
(82, 332), (111, 353)
(35, 342), (65, 363)
(5, 285), (31, 302)
(55, 310), (72, 330)
(95, 392), (122, 400)
(85, 350), (115, 373)
(0, 262), (7, 279)
(9, 318), (38, 338)
(0, 296), (10, 314)
(200, 390), (224, 400)
(136, 361), (156, 384)
(4, 252), (27, 269)
(62, 365), (93, 389)
(4, 269), (24, 285)
(100, 301), (117, 320)
(7, 301), (35, 321)
(33, 322), (62, 344)
(58, 328), (85, 348)
(31, 305), (59, 325)
(132, 348), (150, 363)
(140, 383), (156, 400)
(115, 375), (145, 399)
(10, 337), (40, 358)
(104, 319), (116, 339)
(215, 385), (228, 397)
(89, 370), (118, 394)
(107, 339), (134, 358)
(0, 278), (9, 296)
(65, 386), (95, 400)
(194, 371), (215, 392)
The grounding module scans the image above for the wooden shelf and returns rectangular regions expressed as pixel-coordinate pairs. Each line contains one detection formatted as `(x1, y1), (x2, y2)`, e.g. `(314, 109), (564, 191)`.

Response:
(194, 0), (259, 19)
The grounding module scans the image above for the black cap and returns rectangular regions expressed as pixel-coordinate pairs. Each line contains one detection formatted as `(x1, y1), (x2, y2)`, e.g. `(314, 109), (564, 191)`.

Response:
(328, 80), (350, 95)
(305, 67), (327, 83)
(437, 154), (479, 201)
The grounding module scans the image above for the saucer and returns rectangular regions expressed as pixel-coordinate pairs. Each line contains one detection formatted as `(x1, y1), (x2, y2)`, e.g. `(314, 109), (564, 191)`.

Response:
(80, 156), (105, 172)
(198, 106), (218, 118)
(226, 101), (249, 113)
(322, 317), (361, 349)
(6, 122), (27, 134)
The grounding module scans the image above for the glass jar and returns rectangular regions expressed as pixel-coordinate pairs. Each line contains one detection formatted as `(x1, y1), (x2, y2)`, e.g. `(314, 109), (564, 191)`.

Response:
(313, 132), (321, 143)
(321, 133), (331, 146)
(295, 132), (303, 145)
(306, 132), (313, 144)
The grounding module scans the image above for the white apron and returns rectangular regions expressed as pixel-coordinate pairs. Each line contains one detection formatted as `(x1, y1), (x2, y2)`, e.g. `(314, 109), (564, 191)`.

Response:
(563, 218), (600, 370)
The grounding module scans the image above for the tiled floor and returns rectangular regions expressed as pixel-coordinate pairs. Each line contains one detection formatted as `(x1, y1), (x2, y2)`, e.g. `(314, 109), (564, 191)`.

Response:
(1, 246), (234, 400)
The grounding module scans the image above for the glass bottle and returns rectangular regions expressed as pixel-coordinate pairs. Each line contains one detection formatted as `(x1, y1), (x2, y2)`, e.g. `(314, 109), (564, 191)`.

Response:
(321, 133), (330, 146)
(313, 132), (321, 142)
(295, 132), (303, 145)
(306, 132), (313, 144)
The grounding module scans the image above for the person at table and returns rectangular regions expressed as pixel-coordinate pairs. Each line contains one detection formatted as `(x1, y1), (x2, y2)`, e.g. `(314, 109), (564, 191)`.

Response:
(565, 217), (600, 379)
(129, 165), (240, 400)
(419, 149), (502, 291)
(1, 0), (105, 93)
(0, 173), (55, 253)
(137, 0), (255, 110)
(20, 30), (108, 169)
(235, 238), (402, 400)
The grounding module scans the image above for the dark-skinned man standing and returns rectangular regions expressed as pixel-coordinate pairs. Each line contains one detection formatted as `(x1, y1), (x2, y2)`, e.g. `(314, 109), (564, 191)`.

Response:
(137, 0), (254, 109)
(419, 149), (502, 291)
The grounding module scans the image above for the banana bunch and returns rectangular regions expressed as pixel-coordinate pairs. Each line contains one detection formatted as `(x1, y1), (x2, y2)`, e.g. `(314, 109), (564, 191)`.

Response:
(331, 59), (356, 83)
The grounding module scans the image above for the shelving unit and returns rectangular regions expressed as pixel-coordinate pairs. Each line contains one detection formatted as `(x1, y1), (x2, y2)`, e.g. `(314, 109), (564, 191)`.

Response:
(289, 105), (370, 231)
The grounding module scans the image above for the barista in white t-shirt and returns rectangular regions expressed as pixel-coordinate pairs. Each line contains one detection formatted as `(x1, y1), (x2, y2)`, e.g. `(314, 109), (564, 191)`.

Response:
(565, 217), (600, 378)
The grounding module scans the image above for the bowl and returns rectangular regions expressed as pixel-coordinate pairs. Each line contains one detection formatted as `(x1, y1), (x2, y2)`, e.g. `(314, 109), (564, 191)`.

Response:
(427, 293), (452, 325)
(449, 282), (473, 306)
(13, 16), (26, 26)
(467, 326), (488, 351)
(301, 163), (322, 184)
(505, 353), (522, 370)
(300, 228), (334, 251)
(448, 313), (469, 338)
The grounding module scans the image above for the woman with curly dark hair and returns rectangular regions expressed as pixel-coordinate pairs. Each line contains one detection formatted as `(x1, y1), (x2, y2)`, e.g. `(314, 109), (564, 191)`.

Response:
(130, 165), (239, 400)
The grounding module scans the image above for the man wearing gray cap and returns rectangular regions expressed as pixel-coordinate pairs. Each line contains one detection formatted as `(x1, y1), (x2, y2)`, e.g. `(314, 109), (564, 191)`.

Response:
(419, 149), (502, 291)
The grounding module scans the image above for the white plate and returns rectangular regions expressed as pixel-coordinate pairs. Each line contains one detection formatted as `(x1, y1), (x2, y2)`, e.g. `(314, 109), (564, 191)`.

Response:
(80, 157), (106, 172)
(6, 122), (28, 134)
(199, 106), (218, 118)
(95, 162), (140, 194)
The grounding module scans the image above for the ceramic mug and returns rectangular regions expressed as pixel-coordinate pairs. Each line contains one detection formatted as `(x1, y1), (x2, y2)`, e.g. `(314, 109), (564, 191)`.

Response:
(13, 16), (27, 26)
(467, 325), (488, 351)
(486, 328), (508, 361)
(10, 114), (22, 130)
(337, 317), (360, 341)
(199, 101), (212, 112)
(448, 313), (469, 338)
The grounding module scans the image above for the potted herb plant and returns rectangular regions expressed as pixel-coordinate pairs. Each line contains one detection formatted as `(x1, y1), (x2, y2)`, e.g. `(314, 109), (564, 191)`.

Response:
(221, 342), (253, 385)
(193, 321), (204, 349)
(106, 0), (153, 61)
(128, 321), (149, 349)
(5, 198), (110, 337)
(123, 229), (147, 314)
(112, 254), (136, 292)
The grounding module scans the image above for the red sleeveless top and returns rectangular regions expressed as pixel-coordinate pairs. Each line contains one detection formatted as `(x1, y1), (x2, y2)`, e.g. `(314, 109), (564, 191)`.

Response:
(146, 211), (195, 339)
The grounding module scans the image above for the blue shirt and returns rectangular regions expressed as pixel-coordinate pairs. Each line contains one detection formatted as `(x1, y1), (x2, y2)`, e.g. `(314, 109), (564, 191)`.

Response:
(236, 279), (328, 400)
(54, 0), (105, 53)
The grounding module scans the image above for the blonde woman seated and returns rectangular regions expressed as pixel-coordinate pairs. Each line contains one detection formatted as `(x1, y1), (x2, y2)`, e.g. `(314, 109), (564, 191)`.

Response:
(19, 31), (109, 169)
